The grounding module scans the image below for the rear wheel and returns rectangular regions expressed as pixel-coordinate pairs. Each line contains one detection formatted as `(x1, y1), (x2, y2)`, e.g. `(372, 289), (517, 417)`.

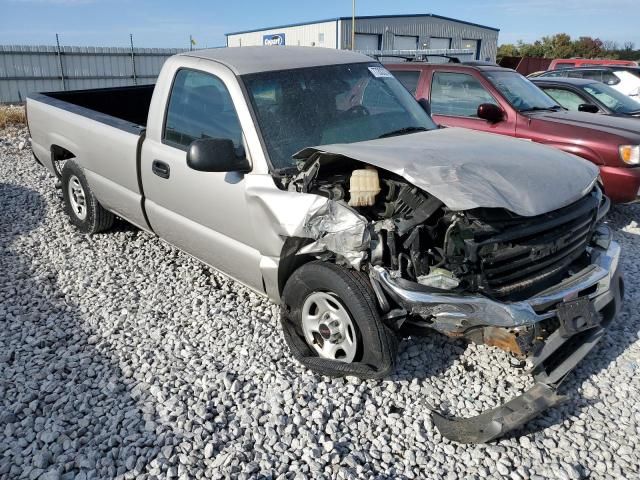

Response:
(61, 161), (114, 234)
(280, 261), (398, 379)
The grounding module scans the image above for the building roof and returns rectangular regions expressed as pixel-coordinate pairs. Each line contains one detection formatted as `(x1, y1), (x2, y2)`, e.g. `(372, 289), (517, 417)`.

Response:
(225, 14), (500, 36)
(180, 46), (373, 75)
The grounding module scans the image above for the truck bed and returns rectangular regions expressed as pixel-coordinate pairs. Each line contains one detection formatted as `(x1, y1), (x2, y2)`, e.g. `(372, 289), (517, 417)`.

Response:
(27, 84), (155, 231)
(42, 84), (154, 128)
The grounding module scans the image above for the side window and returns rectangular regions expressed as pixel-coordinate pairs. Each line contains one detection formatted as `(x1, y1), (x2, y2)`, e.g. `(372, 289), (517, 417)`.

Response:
(577, 70), (603, 82)
(393, 70), (421, 95)
(164, 69), (242, 149)
(555, 62), (575, 69)
(542, 88), (586, 111)
(430, 72), (498, 117)
(602, 71), (620, 85)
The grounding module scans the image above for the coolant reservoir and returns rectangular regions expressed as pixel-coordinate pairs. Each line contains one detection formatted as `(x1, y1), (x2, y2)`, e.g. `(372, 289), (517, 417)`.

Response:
(348, 168), (381, 207)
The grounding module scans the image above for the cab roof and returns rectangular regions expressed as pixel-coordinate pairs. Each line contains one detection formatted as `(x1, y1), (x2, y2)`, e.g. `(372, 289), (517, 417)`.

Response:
(180, 46), (373, 75)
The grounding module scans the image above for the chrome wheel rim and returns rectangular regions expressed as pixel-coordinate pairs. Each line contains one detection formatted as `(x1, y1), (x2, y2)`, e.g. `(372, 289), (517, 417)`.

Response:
(301, 292), (357, 363)
(68, 175), (87, 220)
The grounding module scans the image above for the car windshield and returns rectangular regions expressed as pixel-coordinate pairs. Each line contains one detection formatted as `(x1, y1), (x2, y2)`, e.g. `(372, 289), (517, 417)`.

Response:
(484, 71), (561, 112)
(582, 82), (640, 114)
(242, 62), (437, 171)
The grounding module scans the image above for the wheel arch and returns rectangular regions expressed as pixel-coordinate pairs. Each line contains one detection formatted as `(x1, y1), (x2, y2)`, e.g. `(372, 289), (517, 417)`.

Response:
(50, 144), (76, 179)
(276, 237), (316, 299)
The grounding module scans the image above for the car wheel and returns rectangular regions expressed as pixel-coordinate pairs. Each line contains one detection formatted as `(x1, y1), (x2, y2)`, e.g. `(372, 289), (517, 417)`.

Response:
(61, 161), (114, 234)
(280, 261), (398, 379)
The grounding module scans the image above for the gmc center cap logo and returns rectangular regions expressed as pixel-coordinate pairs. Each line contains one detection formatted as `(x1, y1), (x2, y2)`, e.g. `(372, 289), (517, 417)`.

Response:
(263, 33), (285, 46)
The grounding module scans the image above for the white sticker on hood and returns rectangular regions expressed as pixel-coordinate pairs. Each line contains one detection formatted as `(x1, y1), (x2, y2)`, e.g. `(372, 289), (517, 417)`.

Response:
(368, 66), (393, 78)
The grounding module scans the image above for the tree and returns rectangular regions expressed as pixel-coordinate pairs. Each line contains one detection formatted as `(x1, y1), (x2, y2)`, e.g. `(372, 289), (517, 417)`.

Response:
(573, 36), (603, 58)
(519, 40), (545, 58)
(497, 43), (520, 60)
(497, 34), (640, 61)
(542, 33), (574, 58)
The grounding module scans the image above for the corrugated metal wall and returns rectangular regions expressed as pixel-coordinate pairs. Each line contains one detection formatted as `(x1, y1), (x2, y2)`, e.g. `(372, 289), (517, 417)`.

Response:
(340, 17), (498, 61)
(227, 21), (338, 49)
(0, 45), (187, 103)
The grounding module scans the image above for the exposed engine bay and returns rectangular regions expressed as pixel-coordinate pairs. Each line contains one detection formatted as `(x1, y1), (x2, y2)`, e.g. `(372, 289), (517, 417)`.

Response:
(278, 151), (623, 443)
(283, 153), (606, 312)
(286, 156), (450, 286)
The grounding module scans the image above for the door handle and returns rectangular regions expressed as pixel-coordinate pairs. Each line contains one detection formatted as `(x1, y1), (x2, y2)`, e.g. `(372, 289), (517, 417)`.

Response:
(152, 160), (170, 179)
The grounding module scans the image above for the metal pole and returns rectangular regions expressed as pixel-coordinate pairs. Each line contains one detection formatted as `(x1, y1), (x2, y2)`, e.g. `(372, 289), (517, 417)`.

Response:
(351, 0), (355, 50)
(55, 33), (66, 91)
(130, 34), (137, 85)
(190, 35), (193, 51)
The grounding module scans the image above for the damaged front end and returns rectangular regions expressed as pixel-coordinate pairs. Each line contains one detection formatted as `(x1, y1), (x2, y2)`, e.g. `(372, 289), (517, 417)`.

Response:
(281, 149), (623, 443)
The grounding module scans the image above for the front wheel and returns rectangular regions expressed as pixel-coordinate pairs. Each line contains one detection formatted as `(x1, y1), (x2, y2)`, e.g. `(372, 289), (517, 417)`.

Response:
(280, 261), (398, 379)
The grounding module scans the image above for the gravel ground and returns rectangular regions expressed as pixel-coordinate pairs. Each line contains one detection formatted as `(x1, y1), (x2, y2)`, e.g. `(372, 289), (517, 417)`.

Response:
(1, 125), (639, 480)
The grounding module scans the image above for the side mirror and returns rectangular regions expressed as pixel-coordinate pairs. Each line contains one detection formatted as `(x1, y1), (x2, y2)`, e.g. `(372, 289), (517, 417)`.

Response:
(578, 103), (600, 113)
(418, 98), (431, 115)
(477, 103), (504, 123)
(187, 138), (251, 173)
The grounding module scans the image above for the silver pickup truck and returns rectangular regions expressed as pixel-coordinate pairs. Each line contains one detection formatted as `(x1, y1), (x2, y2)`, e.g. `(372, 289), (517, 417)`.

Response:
(27, 46), (623, 443)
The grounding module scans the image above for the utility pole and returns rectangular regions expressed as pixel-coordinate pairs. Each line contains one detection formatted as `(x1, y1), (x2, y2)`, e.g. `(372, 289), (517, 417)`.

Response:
(129, 34), (137, 85)
(351, 0), (356, 50)
(55, 33), (66, 91)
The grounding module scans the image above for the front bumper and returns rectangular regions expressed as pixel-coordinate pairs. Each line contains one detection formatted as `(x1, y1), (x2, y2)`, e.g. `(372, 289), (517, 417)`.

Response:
(599, 165), (640, 204)
(370, 239), (624, 443)
(371, 240), (621, 336)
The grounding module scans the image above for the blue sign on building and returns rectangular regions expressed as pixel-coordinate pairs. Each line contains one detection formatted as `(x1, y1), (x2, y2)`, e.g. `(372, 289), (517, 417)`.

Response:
(263, 33), (286, 46)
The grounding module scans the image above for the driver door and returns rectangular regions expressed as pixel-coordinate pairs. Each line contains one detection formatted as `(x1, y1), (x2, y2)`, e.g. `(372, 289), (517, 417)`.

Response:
(140, 67), (264, 292)
(428, 70), (516, 136)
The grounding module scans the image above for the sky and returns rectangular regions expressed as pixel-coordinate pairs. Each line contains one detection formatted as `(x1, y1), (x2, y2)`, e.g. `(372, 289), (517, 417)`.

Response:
(1, 0), (639, 49)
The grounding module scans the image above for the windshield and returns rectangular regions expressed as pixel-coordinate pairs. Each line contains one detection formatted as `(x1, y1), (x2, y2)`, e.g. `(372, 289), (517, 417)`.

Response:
(242, 63), (437, 170)
(484, 71), (561, 112)
(582, 82), (640, 114)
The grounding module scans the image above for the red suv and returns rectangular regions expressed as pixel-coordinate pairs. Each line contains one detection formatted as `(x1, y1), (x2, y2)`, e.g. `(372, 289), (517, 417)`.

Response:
(388, 63), (640, 203)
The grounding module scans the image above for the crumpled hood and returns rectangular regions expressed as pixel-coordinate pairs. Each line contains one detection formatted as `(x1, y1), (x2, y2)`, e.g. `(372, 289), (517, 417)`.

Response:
(296, 127), (599, 217)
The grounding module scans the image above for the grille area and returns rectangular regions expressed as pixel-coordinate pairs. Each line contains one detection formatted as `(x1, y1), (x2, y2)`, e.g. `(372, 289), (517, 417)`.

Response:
(467, 191), (601, 300)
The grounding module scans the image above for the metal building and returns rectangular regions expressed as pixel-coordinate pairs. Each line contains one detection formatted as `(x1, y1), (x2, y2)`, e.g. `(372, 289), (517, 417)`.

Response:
(226, 14), (499, 62)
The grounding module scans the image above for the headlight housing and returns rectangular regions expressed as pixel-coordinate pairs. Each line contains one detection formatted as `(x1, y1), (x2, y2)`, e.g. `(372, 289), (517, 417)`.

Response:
(619, 145), (640, 165)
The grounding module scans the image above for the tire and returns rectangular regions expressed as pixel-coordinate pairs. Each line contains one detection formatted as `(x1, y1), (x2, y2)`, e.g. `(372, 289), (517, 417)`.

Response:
(61, 161), (114, 234)
(280, 261), (398, 379)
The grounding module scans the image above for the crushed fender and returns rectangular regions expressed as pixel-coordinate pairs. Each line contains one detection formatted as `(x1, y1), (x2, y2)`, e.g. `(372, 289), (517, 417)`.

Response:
(296, 200), (371, 269)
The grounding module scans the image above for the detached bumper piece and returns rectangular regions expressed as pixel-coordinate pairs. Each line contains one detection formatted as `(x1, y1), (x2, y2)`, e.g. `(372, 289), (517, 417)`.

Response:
(371, 239), (623, 443)
(431, 383), (564, 444)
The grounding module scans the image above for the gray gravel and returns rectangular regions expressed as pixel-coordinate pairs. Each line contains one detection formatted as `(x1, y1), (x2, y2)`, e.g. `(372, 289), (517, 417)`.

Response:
(1, 125), (639, 479)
